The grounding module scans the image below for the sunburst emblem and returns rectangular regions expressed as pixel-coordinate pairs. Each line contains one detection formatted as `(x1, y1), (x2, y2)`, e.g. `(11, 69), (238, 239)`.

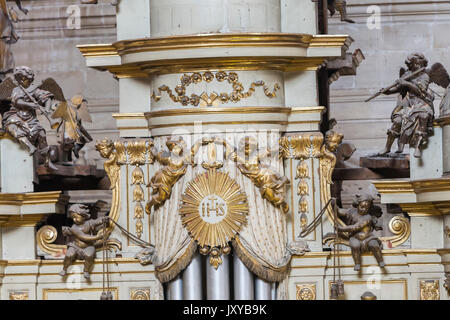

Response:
(180, 170), (249, 249)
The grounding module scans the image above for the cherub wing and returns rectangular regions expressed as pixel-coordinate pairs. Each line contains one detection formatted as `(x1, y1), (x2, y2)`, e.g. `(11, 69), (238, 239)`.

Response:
(0, 77), (16, 101)
(428, 63), (450, 88)
(399, 67), (406, 78)
(38, 78), (66, 101)
(77, 100), (92, 123)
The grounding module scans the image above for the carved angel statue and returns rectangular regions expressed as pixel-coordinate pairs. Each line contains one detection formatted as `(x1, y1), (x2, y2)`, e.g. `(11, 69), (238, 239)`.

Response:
(51, 95), (93, 162)
(60, 203), (109, 279)
(368, 53), (450, 158)
(145, 137), (191, 214)
(0, 1), (28, 77)
(328, 0), (354, 23)
(229, 136), (290, 213)
(334, 195), (385, 271)
(0, 66), (63, 169)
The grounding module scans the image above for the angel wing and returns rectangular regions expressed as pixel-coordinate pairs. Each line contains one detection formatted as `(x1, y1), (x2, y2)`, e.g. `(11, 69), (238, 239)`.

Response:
(0, 77), (16, 101)
(399, 67), (406, 78)
(38, 78), (66, 101)
(428, 63), (450, 88)
(71, 95), (92, 123)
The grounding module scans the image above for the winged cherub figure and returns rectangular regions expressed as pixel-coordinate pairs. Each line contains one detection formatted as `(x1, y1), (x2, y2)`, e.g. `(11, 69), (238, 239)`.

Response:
(145, 137), (190, 213)
(372, 53), (450, 158)
(336, 195), (384, 271)
(230, 136), (290, 213)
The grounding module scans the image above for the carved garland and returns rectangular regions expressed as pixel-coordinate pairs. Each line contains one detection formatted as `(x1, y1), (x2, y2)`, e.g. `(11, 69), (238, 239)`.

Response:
(151, 71), (280, 107)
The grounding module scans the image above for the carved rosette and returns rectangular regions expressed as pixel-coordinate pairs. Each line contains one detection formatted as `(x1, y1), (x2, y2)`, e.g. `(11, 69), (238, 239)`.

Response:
(151, 71), (280, 107)
(130, 288), (151, 300)
(296, 284), (316, 300)
(420, 280), (440, 300)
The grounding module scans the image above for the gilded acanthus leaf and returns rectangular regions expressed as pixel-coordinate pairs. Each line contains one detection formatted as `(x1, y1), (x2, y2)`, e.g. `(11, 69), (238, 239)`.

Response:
(127, 140), (147, 166)
(291, 134), (312, 160)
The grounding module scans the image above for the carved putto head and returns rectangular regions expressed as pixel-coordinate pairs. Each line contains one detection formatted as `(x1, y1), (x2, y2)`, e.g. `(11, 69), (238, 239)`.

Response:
(166, 137), (186, 156)
(69, 203), (91, 223)
(14, 66), (35, 88)
(324, 130), (344, 152)
(405, 52), (428, 71)
(96, 138), (114, 159)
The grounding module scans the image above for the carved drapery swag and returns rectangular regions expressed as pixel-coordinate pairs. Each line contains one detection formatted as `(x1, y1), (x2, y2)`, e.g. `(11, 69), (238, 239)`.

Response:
(152, 134), (292, 283)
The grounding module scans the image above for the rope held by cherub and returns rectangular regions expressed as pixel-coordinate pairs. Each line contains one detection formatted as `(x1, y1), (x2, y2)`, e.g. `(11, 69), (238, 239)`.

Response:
(298, 198), (332, 238)
(107, 217), (153, 248)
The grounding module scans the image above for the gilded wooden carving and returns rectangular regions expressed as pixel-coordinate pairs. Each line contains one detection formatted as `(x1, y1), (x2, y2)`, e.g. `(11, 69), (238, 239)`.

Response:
(420, 280), (440, 300)
(130, 288), (150, 300)
(180, 169), (248, 269)
(151, 71), (280, 107)
(296, 283), (316, 300)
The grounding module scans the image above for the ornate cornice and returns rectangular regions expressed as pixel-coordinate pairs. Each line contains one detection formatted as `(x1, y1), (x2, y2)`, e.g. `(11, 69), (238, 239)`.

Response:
(373, 178), (450, 194)
(0, 192), (68, 226)
(373, 178), (450, 216)
(78, 33), (352, 77)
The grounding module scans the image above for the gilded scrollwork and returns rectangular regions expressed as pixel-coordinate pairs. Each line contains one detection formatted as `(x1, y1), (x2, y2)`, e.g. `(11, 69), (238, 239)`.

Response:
(151, 71), (280, 107)
(36, 225), (66, 257)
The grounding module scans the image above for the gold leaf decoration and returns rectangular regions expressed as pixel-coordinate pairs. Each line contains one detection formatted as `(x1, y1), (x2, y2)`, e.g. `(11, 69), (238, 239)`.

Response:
(180, 170), (249, 249)
(420, 280), (440, 300)
(135, 219), (143, 239)
(300, 213), (308, 230)
(380, 215), (411, 247)
(127, 140), (147, 166)
(151, 71), (280, 107)
(279, 136), (291, 159)
(133, 185), (145, 202)
(114, 141), (127, 164)
(311, 133), (324, 158)
(299, 197), (308, 213)
(297, 179), (309, 196)
(131, 166), (145, 185)
(291, 135), (311, 160)
(134, 202), (144, 219)
(296, 161), (309, 179)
